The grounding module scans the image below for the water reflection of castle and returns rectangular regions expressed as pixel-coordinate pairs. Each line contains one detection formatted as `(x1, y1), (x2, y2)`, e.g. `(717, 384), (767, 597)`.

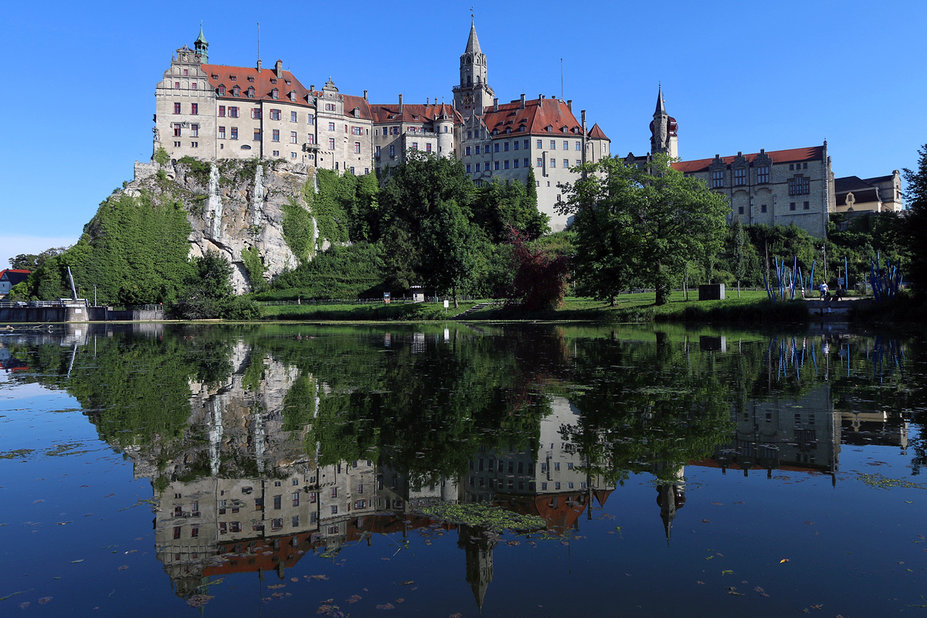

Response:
(130, 346), (612, 607)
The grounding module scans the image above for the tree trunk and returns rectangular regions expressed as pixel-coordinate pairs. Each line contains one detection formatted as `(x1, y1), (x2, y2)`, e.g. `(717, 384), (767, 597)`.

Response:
(452, 285), (459, 309)
(655, 282), (670, 306)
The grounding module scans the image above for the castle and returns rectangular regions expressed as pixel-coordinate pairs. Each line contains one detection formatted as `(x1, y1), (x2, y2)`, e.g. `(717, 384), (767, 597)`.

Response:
(153, 24), (901, 239)
(153, 23), (610, 232)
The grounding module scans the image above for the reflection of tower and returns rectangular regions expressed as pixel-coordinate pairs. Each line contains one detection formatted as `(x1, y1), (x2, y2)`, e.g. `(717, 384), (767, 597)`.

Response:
(459, 525), (495, 611)
(654, 465), (685, 542)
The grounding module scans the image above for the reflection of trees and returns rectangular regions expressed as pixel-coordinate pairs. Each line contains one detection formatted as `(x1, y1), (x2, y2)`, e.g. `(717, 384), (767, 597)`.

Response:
(562, 331), (735, 484)
(266, 326), (568, 483)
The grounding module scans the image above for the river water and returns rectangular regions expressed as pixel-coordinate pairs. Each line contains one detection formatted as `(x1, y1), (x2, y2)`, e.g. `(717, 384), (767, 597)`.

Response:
(1, 323), (925, 616)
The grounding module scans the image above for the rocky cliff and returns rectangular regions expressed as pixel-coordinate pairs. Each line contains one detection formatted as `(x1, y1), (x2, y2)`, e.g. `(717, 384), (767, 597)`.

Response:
(131, 159), (318, 293)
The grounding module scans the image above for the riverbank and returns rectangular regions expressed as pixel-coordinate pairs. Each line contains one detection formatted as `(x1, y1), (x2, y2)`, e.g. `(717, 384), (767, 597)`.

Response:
(257, 290), (818, 323)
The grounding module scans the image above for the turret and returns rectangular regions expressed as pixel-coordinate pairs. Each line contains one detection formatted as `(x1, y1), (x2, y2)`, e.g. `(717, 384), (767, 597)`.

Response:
(194, 24), (208, 63)
(453, 19), (494, 117)
(649, 85), (678, 159)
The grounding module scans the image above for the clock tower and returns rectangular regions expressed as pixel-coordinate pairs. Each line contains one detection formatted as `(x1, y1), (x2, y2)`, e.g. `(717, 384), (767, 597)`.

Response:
(453, 20), (494, 118)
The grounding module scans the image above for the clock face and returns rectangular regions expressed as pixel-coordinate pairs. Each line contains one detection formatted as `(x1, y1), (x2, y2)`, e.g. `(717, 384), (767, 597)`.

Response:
(465, 94), (473, 104)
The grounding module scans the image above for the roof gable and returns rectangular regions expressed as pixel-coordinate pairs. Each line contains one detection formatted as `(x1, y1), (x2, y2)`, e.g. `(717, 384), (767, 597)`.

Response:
(482, 98), (582, 138)
(672, 146), (825, 174)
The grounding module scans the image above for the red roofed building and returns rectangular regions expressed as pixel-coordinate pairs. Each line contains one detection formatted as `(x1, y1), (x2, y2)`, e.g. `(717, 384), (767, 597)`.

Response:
(150, 22), (609, 230)
(629, 86), (834, 237)
(0, 269), (30, 298)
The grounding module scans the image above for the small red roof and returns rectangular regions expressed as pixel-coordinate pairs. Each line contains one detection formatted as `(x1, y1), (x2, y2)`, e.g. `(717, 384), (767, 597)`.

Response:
(482, 98), (583, 138)
(342, 94), (374, 120)
(587, 123), (609, 141)
(672, 146), (825, 174)
(370, 102), (460, 124)
(201, 63), (313, 107)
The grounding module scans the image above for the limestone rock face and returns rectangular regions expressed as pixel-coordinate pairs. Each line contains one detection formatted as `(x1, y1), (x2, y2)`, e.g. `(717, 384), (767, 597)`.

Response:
(127, 159), (314, 294)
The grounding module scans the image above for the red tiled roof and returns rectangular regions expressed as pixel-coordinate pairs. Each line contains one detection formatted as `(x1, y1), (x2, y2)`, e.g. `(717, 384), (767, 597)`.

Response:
(587, 123), (609, 141)
(342, 94), (374, 121)
(370, 102), (460, 124)
(672, 146), (824, 174)
(201, 63), (313, 107)
(482, 98), (583, 138)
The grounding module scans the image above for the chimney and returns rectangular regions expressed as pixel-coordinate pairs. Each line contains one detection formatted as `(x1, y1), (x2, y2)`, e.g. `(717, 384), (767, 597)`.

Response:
(256, 59), (262, 71)
(581, 110), (586, 130)
(737, 151), (742, 156)
(426, 97), (429, 105)
(493, 97), (498, 111)
(399, 93), (403, 113)
(539, 93), (544, 100)
(310, 84), (315, 91)
(275, 59), (282, 79)
(520, 93), (525, 109)
(567, 99), (572, 111)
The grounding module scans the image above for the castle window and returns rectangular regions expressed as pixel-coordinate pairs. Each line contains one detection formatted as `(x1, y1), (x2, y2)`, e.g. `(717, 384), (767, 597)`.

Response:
(575, 142), (581, 151)
(738, 206), (744, 214)
(536, 139), (542, 149)
(272, 150), (279, 156)
(354, 142), (361, 154)
(789, 175), (810, 195)
(389, 144), (395, 157)
(757, 166), (769, 184)
(289, 131), (297, 144)
(504, 160), (510, 169)
(230, 75), (237, 81)
(232, 86), (240, 96)
(252, 108), (261, 120)
(465, 146), (471, 155)
(789, 202), (796, 211)
(192, 82), (198, 90)
(563, 159), (569, 168)
(329, 138), (335, 150)
(475, 145), (480, 154)
(291, 111), (298, 122)
(191, 124), (199, 137)
(513, 159), (519, 169)
(519, 126), (525, 132)
(475, 163), (480, 172)
(504, 142), (509, 152)
(271, 88), (278, 99)
(536, 158), (542, 167)
(270, 109), (281, 120)
(426, 143), (432, 153)
(513, 141), (519, 151)
(173, 102), (181, 114)
(218, 126), (226, 139)
(761, 204), (767, 213)
(563, 140), (569, 150)
(525, 158), (530, 167)
(328, 122), (335, 131)
(550, 159), (556, 168)
(803, 201), (810, 210)
(494, 161), (500, 170)
(352, 126), (362, 135)
(218, 105), (225, 117)
(248, 76), (255, 82)
(307, 134), (314, 144)
(494, 143), (500, 153)
(550, 140), (556, 149)
(272, 130), (280, 142)
(174, 81), (180, 89)
(228, 106), (239, 118)
(173, 125), (181, 137)
(466, 163), (472, 173)
(711, 169), (724, 188)
(467, 130), (472, 139)
(325, 103), (336, 111)
(307, 114), (314, 125)
(230, 127), (238, 140)
(733, 167), (746, 186)
(247, 86), (255, 98)
(254, 129), (261, 141)
(183, 69), (188, 76)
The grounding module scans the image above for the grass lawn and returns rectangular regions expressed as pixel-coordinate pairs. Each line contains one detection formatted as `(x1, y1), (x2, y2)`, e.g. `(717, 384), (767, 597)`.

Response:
(258, 289), (809, 324)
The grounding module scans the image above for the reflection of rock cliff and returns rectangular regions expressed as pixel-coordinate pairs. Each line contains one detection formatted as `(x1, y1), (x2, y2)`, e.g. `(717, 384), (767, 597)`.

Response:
(127, 160), (312, 293)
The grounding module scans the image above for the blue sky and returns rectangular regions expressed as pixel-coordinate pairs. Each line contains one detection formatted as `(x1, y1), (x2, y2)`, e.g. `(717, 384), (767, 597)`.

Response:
(3, 0), (924, 263)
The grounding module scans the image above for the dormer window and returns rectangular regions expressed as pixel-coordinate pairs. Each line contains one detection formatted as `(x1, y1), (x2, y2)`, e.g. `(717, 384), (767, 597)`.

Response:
(270, 78), (277, 84)
(271, 88), (279, 99)
(247, 86), (255, 98)
(218, 85), (226, 96)
(561, 126), (567, 133)
(288, 91), (296, 101)
(519, 126), (526, 132)
(232, 85), (240, 96)
(353, 108), (359, 118)
(230, 75), (237, 81)
(248, 76), (255, 82)
(285, 79), (291, 85)
(545, 125), (553, 132)
(211, 74), (219, 80)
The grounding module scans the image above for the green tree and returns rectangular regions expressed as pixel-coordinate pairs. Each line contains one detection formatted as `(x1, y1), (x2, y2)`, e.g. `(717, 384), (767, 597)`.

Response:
(903, 145), (927, 298)
(730, 218), (746, 297)
(172, 253), (257, 319)
(420, 199), (476, 307)
(562, 155), (729, 305)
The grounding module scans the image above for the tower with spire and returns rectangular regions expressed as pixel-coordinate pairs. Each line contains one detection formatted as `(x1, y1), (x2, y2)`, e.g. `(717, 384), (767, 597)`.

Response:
(452, 19), (494, 117)
(649, 85), (678, 159)
(194, 23), (208, 64)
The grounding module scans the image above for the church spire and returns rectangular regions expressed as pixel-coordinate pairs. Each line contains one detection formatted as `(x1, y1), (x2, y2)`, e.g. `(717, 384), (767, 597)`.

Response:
(465, 19), (482, 54)
(654, 83), (666, 116)
(649, 84), (678, 158)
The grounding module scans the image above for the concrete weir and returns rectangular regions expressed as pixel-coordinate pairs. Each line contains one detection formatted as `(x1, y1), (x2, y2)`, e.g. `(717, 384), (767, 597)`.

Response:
(0, 302), (164, 323)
